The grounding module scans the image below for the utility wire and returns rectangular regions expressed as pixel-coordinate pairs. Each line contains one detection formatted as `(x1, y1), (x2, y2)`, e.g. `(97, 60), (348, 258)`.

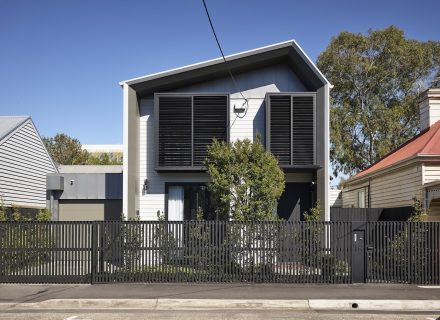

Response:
(201, 0), (249, 107)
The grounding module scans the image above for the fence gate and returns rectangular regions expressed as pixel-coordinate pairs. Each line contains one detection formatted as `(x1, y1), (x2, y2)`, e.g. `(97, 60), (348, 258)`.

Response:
(352, 229), (365, 283)
(0, 221), (93, 284)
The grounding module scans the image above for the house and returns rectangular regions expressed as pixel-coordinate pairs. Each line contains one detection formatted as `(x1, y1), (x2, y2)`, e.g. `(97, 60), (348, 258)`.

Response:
(120, 40), (330, 221)
(342, 88), (440, 221)
(46, 165), (122, 221)
(0, 116), (57, 210)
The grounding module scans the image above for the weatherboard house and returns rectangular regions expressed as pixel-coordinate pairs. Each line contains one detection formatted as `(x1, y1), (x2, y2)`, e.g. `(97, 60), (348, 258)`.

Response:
(0, 116), (58, 210)
(342, 88), (440, 221)
(120, 40), (331, 221)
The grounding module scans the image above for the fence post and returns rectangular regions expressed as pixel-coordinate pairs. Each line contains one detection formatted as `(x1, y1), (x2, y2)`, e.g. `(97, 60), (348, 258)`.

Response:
(0, 224), (3, 282)
(91, 221), (98, 284)
(408, 222), (412, 284)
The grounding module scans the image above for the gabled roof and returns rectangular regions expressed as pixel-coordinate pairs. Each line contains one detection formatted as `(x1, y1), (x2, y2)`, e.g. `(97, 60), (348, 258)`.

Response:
(120, 40), (330, 96)
(0, 115), (59, 172)
(352, 120), (440, 180)
(0, 116), (30, 144)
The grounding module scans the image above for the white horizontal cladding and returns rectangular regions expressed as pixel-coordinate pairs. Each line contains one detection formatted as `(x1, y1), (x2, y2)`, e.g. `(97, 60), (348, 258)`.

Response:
(229, 96), (264, 143)
(370, 164), (423, 207)
(329, 189), (342, 207)
(423, 165), (440, 184)
(0, 121), (56, 208)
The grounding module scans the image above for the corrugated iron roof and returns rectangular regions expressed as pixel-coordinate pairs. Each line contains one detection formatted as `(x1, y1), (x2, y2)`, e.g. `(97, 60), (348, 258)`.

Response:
(0, 116), (29, 143)
(353, 120), (440, 179)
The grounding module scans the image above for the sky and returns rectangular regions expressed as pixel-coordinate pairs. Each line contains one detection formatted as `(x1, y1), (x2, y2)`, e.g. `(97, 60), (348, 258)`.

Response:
(1, 0), (439, 146)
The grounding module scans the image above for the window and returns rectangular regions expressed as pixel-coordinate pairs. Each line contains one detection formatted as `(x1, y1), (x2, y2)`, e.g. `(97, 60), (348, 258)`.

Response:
(166, 183), (213, 220)
(156, 94), (228, 170)
(266, 93), (315, 166)
(358, 189), (366, 208)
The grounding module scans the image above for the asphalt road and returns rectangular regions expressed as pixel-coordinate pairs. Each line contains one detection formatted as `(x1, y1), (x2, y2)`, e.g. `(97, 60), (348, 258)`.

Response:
(0, 310), (439, 320)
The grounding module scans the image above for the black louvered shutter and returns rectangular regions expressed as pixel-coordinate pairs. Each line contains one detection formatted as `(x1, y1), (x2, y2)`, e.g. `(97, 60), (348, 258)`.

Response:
(292, 96), (314, 165)
(158, 96), (192, 167)
(193, 96), (227, 166)
(269, 95), (291, 165)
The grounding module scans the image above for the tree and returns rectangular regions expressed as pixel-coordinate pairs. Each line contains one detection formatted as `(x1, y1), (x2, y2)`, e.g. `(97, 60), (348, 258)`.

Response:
(43, 133), (89, 165)
(317, 26), (440, 177)
(204, 137), (285, 221)
(87, 153), (122, 165)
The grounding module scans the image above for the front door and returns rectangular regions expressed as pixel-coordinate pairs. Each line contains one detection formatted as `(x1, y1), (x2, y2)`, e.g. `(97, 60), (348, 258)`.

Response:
(277, 183), (314, 221)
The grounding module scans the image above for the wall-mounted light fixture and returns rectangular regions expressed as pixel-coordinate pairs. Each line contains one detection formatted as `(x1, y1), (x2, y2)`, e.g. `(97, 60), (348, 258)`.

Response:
(70, 180), (75, 186)
(233, 103), (246, 113)
(143, 179), (148, 194)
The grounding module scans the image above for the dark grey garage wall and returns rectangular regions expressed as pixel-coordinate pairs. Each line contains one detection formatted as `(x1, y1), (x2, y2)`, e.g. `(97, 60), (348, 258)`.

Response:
(57, 173), (122, 200)
(47, 172), (122, 221)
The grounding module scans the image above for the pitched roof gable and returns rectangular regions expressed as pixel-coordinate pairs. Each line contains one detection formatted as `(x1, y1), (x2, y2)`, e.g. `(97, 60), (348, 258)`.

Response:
(120, 40), (330, 96)
(0, 116), (30, 143)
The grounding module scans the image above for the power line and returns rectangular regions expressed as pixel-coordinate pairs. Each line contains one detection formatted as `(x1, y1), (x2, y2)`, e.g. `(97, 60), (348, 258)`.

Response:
(201, 0), (248, 107)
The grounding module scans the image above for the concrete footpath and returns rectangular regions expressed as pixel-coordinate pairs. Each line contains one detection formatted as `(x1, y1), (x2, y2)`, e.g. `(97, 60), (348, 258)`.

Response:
(1, 283), (440, 312)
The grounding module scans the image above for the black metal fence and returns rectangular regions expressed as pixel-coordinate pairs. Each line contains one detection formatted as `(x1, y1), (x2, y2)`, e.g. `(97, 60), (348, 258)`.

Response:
(0, 221), (439, 284)
(366, 222), (440, 284)
(331, 207), (414, 221)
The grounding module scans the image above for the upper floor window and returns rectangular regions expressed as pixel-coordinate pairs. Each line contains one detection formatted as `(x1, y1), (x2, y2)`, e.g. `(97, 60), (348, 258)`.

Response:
(156, 94), (229, 170)
(266, 93), (315, 166)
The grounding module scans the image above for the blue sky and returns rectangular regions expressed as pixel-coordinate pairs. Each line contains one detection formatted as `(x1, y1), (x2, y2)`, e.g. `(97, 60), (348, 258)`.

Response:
(1, 0), (439, 147)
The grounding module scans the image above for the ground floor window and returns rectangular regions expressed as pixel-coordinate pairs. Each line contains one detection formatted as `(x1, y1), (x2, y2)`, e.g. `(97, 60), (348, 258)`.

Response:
(166, 182), (316, 221)
(165, 183), (213, 220)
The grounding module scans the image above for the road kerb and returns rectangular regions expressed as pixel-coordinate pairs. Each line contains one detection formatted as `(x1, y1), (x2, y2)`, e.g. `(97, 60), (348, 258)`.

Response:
(0, 299), (439, 311)
(308, 299), (440, 311)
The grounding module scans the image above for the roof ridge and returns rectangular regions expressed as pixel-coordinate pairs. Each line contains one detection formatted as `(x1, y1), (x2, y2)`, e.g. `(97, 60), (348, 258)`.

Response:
(0, 116), (31, 143)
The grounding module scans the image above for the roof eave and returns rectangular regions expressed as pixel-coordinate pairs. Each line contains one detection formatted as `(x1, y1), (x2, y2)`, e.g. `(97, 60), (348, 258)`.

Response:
(119, 40), (330, 89)
(346, 154), (440, 185)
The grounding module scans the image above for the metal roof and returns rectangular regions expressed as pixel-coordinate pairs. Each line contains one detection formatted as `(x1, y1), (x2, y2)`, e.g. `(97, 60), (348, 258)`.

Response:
(0, 116), (30, 144)
(120, 40), (330, 96)
(350, 120), (440, 181)
(58, 165), (123, 173)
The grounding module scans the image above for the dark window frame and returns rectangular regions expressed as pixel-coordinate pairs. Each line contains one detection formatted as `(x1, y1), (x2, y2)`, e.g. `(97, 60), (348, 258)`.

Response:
(265, 92), (317, 168)
(154, 93), (230, 171)
(164, 182), (211, 221)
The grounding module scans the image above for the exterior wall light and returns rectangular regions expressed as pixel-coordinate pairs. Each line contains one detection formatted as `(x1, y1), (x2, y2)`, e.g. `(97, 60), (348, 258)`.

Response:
(143, 179), (148, 193)
(233, 103), (246, 113)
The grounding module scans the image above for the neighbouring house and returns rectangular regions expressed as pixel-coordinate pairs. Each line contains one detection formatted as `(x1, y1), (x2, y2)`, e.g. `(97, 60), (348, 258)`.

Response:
(46, 165), (122, 221)
(0, 116), (57, 211)
(82, 144), (123, 163)
(120, 40), (331, 221)
(342, 88), (440, 221)
(329, 188), (342, 207)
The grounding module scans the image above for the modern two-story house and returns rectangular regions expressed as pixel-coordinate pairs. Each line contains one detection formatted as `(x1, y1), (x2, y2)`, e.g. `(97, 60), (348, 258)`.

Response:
(120, 40), (330, 221)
